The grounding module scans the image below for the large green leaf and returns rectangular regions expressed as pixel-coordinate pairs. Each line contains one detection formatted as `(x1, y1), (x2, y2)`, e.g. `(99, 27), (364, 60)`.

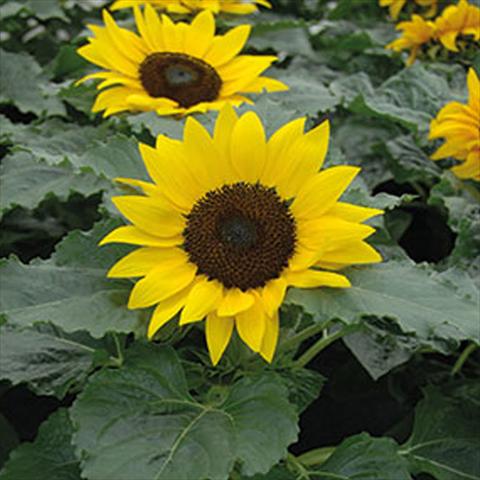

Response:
(0, 49), (65, 116)
(0, 151), (108, 214)
(286, 260), (479, 346)
(71, 343), (298, 480)
(315, 433), (411, 479)
(401, 383), (480, 480)
(0, 323), (98, 398)
(0, 256), (139, 338)
(331, 64), (465, 132)
(0, 409), (81, 480)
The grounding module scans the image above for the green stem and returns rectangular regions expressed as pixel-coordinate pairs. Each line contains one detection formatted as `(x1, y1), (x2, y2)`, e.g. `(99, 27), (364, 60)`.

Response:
(112, 332), (124, 367)
(297, 447), (335, 467)
(278, 318), (336, 354)
(286, 453), (310, 480)
(451, 342), (478, 376)
(295, 324), (360, 368)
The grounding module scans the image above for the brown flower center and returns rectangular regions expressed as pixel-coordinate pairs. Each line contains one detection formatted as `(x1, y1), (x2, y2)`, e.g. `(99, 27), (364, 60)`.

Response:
(183, 182), (296, 291)
(139, 52), (222, 108)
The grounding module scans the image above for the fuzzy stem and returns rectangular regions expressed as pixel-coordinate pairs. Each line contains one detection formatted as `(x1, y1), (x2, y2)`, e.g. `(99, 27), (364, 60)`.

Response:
(278, 318), (336, 354)
(295, 324), (360, 368)
(451, 342), (478, 376)
(297, 447), (336, 467)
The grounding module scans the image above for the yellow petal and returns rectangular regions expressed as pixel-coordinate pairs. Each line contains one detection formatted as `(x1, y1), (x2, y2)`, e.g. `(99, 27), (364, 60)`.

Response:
(179, 278), (223, 325)
(261, 278), (287, 318)
(217, 288), (255, 317)
(291, 166), (361, 220)
(230, 111), (267, 183)
(468, 68), (480, 110)
(275, 120), (331, 198)
(183, 116), (224, 191)
(235, 298), (266, 352)
(107, 247), (185, 278)
(259, 311), (279, 363)
(286, 270), (351, 288)
(112, 196), (185, 237)
(213, 104), (239, 159)
(128, 260), (197, 309)
(206, 312), (234, 366)
(319, 241), (382, 265)
(328, 203), (383, 223)
(147, 286), (191, 339)
(184, 10), (215, 58)
(99, 225), (182, 248)
(204, 25), (251, 66)
(261, 117), (306, 188)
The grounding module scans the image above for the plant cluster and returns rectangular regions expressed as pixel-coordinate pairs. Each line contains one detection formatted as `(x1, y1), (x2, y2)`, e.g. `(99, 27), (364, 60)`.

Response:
(0, 1), (479, 480)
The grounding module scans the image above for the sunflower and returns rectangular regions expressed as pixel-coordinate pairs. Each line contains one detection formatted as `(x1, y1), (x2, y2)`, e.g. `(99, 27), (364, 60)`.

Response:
(76, 7), (286, 117)
(434, 0), (480, 52)
(100, 106), (383, 364)
(110, 0), (271, 15)
(386, 14), (436, 65)
(379, 0), (438, 20)
(430, 68), (480, 181)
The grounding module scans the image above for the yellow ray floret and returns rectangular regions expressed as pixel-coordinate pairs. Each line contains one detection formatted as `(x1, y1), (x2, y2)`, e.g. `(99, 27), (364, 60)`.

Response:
(76, 6), (286, 117)
(386, 14), (436, 65)
(379, 0), (438, 20)
(110, 0), (271, 15)
(386, 0), (479, 64)
(101, 106), (383, 365)
(429, 68), (480, 181)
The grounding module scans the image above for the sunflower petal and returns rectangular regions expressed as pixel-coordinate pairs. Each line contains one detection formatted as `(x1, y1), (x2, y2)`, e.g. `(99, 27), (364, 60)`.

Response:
(286, 270), (351, 288)
(206, 312), (234, 366)
(235, 298), (266, 352)
(179, 278), (223, 325)
(217, 288), (255, 317)
(259, 311), (279, 363)
(128, 261), (197, 309)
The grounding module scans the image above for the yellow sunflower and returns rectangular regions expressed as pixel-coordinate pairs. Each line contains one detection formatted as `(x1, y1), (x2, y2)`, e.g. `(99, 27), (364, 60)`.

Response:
(434, 0), (480, 52)
(76, 6), (286, 117)
(379, 0), (438, 20)
(386, 14), (436, 65)
(100, 106), (383, 365)
(430, 68), (480, 181)
(110, 0), (271, 15)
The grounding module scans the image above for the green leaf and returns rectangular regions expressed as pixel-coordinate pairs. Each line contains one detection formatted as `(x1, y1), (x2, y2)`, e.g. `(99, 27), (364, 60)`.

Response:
(0, 151), (108, 213)
(0, 256), (139, 338)
(401, 383), (480, 480)
(0, 117), (110, 166)
(315, 433), (411, 479)
(0, 409), (81, 480)
(331, 64), (463, 132)
(24, 0), (68, 21)
(71, 343), (298, 480)
(0, 323), (97, 398)
(343, 320), (417, 380)
(383, 134), (441, 182)
(286, 260), (480, 347)
(0, 49), (65, 116)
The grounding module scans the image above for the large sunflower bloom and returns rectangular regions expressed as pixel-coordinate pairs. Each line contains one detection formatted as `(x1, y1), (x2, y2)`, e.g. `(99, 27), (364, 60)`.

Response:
(430, 68), (480, 181)
(77, 7), (286, 117)
(386, 14), (436, 65)
(434, 0), (480, 52)
(100, 106), (383, 364)
(110, 0), (271, 15)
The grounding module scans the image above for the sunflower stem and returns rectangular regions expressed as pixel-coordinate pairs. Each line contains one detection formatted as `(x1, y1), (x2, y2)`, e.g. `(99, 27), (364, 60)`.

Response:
(111, 332), (124, 367)
(451, 342), (478, 376)
(278, 318), (336, 354)
(295, 324), (360, 368)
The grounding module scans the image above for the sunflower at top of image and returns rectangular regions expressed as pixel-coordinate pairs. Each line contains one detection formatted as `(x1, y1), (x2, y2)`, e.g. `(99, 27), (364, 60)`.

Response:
(379, 0), (438, 21)
(110, 0), (271, 15)
(430, 68), (480, 181)
(76, 6), (287, 117)
(100, 106), (383, 365)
